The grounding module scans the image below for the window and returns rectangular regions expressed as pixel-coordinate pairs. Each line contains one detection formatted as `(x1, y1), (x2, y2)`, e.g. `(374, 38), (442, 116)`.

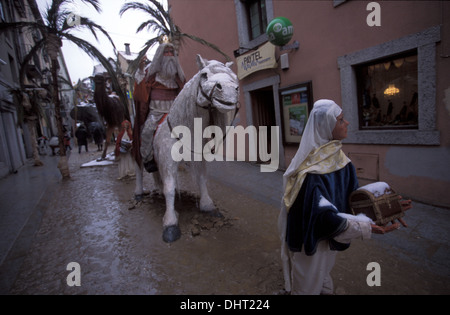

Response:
(356, 50), (418, 130)
(246, 0), (268, 40)
(338, 26), (440, 145)
(235, 0), (273, 55)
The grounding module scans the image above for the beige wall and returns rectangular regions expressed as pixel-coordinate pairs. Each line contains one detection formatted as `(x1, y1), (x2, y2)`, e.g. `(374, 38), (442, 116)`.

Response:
(169, 0), (450, 207)
(170, 0), (239, 77)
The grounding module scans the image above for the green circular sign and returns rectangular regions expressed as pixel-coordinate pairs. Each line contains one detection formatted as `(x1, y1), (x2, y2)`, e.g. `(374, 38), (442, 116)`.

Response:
(266, 17), (294, 46)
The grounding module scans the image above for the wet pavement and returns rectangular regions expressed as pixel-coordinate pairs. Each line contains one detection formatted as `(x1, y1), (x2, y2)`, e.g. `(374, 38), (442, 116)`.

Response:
(0, 142), (449, 295)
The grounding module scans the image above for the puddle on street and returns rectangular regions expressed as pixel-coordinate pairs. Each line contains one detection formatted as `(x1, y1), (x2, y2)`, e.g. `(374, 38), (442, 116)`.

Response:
(10, 151), (283, 294)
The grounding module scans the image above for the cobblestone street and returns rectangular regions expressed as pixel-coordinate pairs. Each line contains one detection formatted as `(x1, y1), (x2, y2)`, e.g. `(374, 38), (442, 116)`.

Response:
(1, 143), (449, 295)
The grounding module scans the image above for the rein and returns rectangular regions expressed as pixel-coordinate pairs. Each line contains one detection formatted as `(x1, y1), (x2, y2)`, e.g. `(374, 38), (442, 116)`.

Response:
(198, 82), (240, 127)
(167, 81), (240, 155)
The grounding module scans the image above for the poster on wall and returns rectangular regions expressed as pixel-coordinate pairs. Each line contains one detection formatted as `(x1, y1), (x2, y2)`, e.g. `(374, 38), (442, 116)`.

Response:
(280, 82), (313, 143)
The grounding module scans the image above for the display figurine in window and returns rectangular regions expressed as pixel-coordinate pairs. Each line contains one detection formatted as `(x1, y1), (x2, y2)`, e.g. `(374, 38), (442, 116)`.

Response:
(399, 101), (408, 123)
(407, 92), (418, 123)
(386, 99), (393, 122)
(372, 93), (380, 109)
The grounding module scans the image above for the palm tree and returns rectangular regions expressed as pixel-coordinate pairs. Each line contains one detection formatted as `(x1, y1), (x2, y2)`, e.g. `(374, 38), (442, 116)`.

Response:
(119, 0), (231, 73)
(10, 87), (46, 167)
(0, 0), (127, 179)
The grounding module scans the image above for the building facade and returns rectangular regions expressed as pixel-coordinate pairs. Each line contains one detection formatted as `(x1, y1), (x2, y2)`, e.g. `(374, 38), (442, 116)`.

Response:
(0, 0), (28, 176)
(168, 0), (450, 207)
(0, 0), (75, 177)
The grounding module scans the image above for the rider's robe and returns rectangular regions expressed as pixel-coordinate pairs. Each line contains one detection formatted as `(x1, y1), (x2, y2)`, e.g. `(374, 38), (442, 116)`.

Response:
(132, 74), (151, 166)
(132, 74), (185, 166)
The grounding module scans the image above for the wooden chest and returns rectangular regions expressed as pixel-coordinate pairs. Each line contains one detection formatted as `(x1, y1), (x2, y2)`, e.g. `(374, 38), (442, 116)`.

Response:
(349, 182), (404, 226)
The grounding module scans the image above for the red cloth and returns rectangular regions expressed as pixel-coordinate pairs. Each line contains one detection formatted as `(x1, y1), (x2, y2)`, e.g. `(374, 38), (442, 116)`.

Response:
(115, 120), (133, 156)
(132, 74), (185, 167)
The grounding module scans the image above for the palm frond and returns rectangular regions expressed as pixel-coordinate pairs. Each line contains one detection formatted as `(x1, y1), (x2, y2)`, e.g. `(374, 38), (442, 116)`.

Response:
(126, 36), (160, 74)
(45, 0), (62, 29)
(181, 33), (232, 61)
(136, 19), (168, 36)
(73, 17), (117, 52)
(153, 0), (176, 34)
(62, 33), (129, 117)
(19, 38), (47, 84)
(44, 0), (101, 32)
(120, 0), (230, 63)
(120, 1), (171, 35)
(80, 0), (102, 13)
(147, 0), (173, 32)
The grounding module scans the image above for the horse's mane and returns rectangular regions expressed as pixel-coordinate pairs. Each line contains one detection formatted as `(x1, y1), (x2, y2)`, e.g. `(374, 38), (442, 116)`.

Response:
(167, 71), (202, 129)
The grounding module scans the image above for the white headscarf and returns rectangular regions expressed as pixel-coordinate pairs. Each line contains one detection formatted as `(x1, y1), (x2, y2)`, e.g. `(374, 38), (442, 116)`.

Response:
(283, 99), (342, 181)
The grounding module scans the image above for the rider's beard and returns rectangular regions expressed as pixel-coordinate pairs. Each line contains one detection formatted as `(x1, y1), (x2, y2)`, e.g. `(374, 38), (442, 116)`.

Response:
(156, 56), (179, 88)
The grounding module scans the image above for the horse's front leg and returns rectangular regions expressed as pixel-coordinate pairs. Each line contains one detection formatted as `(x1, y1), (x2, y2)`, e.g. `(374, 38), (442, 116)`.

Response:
(161, 173), (181, 243)
(134, 161), (144, 200)
(196, 161), (222, 217)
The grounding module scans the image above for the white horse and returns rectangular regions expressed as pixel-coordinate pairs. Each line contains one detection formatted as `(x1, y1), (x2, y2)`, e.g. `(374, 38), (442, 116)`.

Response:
(134, 55), (239, 243)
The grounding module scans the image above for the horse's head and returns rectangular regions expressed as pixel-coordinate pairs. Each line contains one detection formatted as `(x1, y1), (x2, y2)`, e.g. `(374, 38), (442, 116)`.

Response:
(93, 74), (105, 84)
(195, 55), (239, 114)
(93, 73), (113, 86)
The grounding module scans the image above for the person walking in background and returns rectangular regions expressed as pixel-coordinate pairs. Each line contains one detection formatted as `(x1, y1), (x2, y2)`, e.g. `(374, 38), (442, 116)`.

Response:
(63, 131), (72, 152)
(75, 124), (89, 154)
(89, 121), (105, 152)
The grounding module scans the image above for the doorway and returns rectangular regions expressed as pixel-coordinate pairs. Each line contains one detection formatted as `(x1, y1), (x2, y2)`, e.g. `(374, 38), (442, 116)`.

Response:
(250, 87), (276, 162)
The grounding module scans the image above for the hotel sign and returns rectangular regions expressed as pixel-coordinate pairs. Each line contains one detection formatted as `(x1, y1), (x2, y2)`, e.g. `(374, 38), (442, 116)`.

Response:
(236, 42), (277, 80)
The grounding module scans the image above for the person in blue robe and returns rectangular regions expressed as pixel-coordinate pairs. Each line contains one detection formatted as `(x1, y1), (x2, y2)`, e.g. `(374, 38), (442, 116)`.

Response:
(278, 99), (409, 295)
(286, 162), (359, 255)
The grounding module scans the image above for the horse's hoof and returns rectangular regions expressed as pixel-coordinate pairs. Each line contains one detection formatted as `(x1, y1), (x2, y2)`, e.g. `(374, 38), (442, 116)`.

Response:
(202, 209), (223, 218)
(162, 225), (181, 243)
(144, 160), (158, 173)
(134, 194), (143, 202)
